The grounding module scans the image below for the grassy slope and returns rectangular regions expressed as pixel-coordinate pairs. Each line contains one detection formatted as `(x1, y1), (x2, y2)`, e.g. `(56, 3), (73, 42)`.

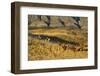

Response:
(28, 27), (88, 60)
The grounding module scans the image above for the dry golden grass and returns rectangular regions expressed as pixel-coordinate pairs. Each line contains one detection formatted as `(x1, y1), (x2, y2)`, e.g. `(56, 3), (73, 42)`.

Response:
(28, 27), (88, 60)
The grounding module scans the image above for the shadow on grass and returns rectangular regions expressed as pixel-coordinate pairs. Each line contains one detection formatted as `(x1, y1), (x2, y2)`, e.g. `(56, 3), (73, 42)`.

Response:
(29, 33), (79, 46)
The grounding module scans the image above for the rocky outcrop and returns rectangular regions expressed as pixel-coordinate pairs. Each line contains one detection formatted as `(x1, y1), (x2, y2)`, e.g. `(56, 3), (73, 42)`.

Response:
(28, 15), (88, 30)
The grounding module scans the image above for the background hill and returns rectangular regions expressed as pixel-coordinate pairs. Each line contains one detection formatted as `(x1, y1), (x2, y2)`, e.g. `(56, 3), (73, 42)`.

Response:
(28, 15), (88, 30)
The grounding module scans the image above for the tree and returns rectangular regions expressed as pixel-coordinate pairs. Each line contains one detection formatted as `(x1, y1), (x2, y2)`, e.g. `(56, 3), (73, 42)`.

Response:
(58, 17), (65, 27)
(38, 15), (41, 21)
(37, 16), (51, 27)
(72, 17), (81, 29)
(44, 16), (51, 27)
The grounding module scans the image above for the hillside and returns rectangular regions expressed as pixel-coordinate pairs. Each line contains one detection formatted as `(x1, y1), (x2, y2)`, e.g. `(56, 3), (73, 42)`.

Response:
(28, 15), (88, 60)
